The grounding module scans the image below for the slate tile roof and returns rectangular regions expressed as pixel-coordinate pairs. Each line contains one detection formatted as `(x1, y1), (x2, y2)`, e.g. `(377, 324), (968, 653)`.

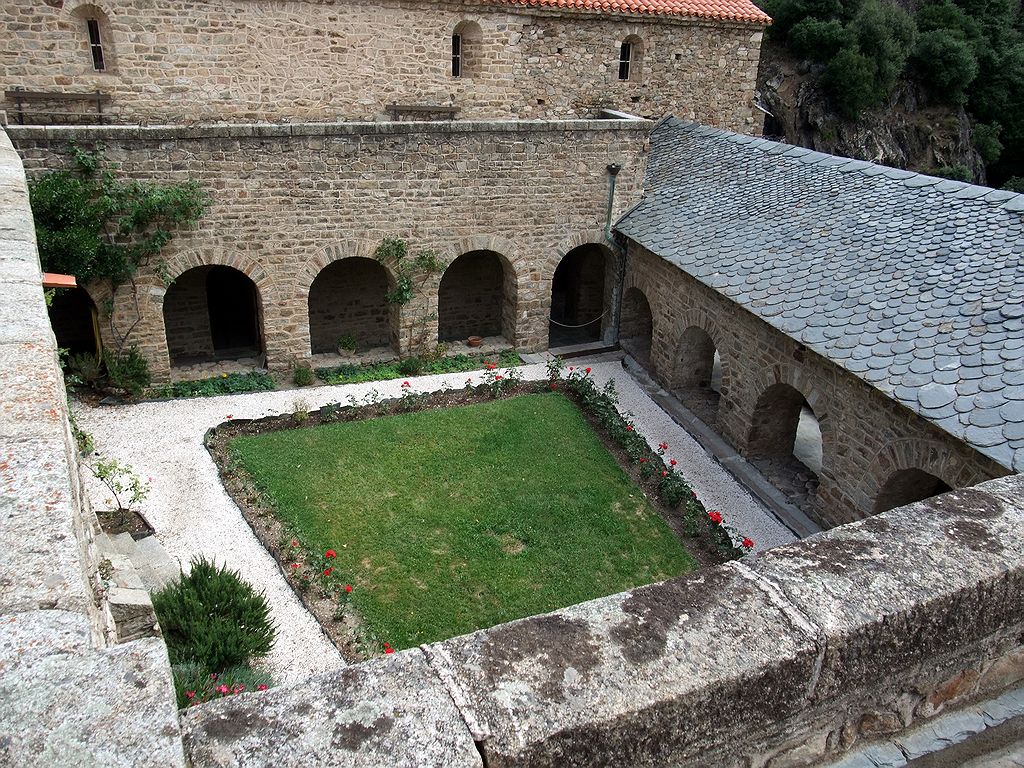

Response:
(616, 117), (1024, 471)
(478, 0), (772, 24)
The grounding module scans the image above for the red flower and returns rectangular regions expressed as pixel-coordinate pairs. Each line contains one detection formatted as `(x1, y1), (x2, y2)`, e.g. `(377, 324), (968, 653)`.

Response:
(569, 366), (574, 371)
(217, 684), (230, 695)
(626, 425), (634, 431)
(323, 567), (334, 576)
(383, 643), (394, 655)
(225, 414), (233, 420)
(708, 510), (723, 525)
(585, 367), (592, 374)
(485, 363), (497, 370)
(325, 549), (337, 558)
(185, 690), (196, 700)
(742, 537), (755, 549)
(639, 458), (646, 464)
(494, 375), (503, 380)
(345, 584), (353, 593)
(670, 459), (677, 466)
(291, 563), (300, 569)
(291, 539), (299, 548)
(401, 381), (411, 388)
(549, 382), (557, 390)
(209, 673), (217, 681)
(257, 684), (268, 691)
(661, 470), (668, 477)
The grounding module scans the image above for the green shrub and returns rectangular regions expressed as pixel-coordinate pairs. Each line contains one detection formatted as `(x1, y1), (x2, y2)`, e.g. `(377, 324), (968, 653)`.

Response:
(910, 29), (979, 103)
(67, 351), (103, 388)
(973, 123), (1003, 165)
(170, 661), (272, 709)
(397, 357), (424, 376)
(822, 48), (883, 119)
(933, 164), (972, 181)
(102, 346), (151, 397)
(789, 18), (850, 60)
(1002, 176), (1024, 193)
(293, 363), (315, 387)
(153, 556), (276, 672)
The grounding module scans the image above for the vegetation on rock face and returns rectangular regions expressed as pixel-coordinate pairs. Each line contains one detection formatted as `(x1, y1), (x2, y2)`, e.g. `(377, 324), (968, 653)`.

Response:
(758, 0), (1024, 186)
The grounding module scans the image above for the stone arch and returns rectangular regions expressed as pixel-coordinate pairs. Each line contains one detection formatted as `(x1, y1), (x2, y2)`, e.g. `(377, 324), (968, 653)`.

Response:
(438, 248), (518, 344)
(618, 33), (644, 82)
(670, 311), (730, 425)
(295, 240), (394, 293)
(307, 257), (396, 356)
(620, 286), (653, 368)
(159, 250), (272, 296)
(162, 264), (265, 368)
(862, 440), (961, 514)
(548, 242), (616, 347)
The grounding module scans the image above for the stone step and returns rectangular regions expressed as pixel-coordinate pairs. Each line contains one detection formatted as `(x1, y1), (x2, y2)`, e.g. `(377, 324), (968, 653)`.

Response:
(127, 535), (181, 592)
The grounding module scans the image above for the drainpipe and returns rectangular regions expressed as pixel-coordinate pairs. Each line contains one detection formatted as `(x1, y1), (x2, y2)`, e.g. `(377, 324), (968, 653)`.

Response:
(605, 163), (625, 346)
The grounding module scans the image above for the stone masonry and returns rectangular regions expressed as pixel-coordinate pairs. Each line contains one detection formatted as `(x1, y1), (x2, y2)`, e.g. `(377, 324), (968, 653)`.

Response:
(623, 242), (1009, 526)
(9, 119), (647, 381)
(2, 0), (765, 131)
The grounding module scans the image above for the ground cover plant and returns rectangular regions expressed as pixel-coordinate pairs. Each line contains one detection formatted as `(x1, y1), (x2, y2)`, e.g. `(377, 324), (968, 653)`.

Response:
(228, 391), (698, 651)
(147, 371), (276, 400)
(315, 350), (521, 386)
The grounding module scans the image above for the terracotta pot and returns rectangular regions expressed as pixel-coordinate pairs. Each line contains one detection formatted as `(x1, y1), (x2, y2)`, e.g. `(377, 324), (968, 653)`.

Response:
(467, 336), (483, 347)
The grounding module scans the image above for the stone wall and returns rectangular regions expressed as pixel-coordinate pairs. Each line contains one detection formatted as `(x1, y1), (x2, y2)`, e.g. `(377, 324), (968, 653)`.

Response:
(309, 258), (393, 354)
(0, 126), (184, 766)
(9, 118), (647, 381)
(623, 242), (1009, 526)
(1, 0), (765, 132)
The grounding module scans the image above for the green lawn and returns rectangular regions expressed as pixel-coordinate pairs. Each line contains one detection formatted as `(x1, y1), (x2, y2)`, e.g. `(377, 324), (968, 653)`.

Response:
(229, 393), (697, 649)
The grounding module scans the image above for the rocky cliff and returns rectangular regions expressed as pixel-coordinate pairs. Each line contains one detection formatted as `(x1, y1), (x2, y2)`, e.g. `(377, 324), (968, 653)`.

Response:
(757, 42), (986, 183)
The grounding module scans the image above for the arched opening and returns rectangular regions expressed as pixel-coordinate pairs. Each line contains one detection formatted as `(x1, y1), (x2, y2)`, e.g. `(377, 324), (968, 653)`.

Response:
(747, 383), (823, 513)
(308, 258), (394, 358)
(548, 244), (612, 348)
(438, 250), (515, 346)
(620, 287), (653, 368)
(163, 265), (263, 372)
(673, 326), (721, 425)
(451, 21), (483, 79)
(618, 35), (643, 82)
(70, 5), (116, 73)
(873, 468), (952, 514)
(47, 287), (100, 358)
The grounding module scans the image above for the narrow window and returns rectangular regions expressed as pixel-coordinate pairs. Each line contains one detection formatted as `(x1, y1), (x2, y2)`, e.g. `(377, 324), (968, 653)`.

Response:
(618, 41), (632, 81)
(87, 18), (105, 71)
(452, 34), (462, 77)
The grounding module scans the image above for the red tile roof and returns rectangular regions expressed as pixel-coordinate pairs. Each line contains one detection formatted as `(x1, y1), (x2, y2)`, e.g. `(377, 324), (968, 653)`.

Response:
(479, 0), (772, 24)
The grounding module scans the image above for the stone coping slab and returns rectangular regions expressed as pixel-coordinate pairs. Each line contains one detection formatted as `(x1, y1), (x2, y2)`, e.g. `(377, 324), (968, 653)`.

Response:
(182, 650), (481, 767)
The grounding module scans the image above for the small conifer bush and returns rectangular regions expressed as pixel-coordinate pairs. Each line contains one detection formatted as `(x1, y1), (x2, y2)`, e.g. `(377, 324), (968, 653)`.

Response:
(153, 556), (276, 672)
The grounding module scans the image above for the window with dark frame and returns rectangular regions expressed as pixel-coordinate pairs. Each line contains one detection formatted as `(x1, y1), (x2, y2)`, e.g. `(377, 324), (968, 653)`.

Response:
(618, 41), (632, 81)
(452, 34), (462, 77)
(87, 18), (105, 71)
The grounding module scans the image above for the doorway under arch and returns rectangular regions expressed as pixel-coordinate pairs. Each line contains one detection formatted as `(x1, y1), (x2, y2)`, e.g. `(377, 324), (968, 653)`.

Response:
(548, 244), (612, 347)
(163, 265), (264, 369)
(672, 325), (722, 425)
(620, 287), (653, 367)
(437, 250), (515, 345)
(47, 286), (100, 358)
(308, 257), (394, 356)
(873, 468), (952, 514)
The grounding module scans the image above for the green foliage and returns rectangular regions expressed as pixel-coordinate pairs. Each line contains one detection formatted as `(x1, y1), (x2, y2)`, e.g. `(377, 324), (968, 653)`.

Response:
(153, 556), (276, 672)
(89, 457), (149, 524)
(910, 29), (979, 103)
(28, 146), (209, 286)
(336, 333), (357, 353)
(822, 48), (883, 119)
(397, 357), (424, 376)
(1003, 176), (1024, 192)
(67, 351), (103, 389)
(170, 661), (272, 709)
(292, 363), (315, 387)
(102, 346), (151, 396)
(933, 164), (973, 180)
(68, 405), (94, 456)
(316, 352), (523, 386)
(973, 122), (1004, 164)
(149, 371), (275, 400)
(789, 17), (850, 59)
(375, 238), (442, 306)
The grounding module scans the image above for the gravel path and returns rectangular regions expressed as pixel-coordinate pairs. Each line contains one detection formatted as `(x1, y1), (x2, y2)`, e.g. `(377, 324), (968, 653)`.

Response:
(75, 357), (794, 684)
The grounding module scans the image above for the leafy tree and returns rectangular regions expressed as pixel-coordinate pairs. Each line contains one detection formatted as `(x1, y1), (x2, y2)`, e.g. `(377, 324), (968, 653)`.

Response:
(822, 48), (883, 119)
(910, 29), (979, 103)
(973, 122), (1003, 165)
(789, 18), (850, 60)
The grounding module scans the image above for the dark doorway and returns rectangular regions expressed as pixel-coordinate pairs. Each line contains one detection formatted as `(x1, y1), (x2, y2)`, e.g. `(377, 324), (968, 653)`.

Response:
(47, 287), (99, 357)
(549, 245), (610, 347)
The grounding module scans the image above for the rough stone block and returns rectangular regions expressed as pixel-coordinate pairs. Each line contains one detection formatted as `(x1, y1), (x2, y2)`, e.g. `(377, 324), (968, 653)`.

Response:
(0, 340), (67, 442)
(0, 632), (185, 767)
(0, 281), (52, 344)
(182, 649), (481, 767)
(107, 587), (158, 643)
(0, 434), (92, 615)
(430, 562), (819, 767)
(749, 482), (1024, 701)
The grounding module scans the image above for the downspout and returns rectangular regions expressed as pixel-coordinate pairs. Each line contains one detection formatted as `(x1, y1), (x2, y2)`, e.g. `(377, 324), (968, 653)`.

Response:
(605, 163), (626, 346)
(604, 163), (621, 243)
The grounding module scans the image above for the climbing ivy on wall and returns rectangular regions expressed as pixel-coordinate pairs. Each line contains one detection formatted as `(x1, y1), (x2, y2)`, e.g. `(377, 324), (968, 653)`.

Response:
(28, 145), (209, 287)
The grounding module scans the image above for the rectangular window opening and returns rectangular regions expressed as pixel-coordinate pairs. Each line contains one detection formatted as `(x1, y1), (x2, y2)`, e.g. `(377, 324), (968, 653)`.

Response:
(87, 18), (105, 71)
(452, 34), (462, 77)
(618, 42), (632, 81)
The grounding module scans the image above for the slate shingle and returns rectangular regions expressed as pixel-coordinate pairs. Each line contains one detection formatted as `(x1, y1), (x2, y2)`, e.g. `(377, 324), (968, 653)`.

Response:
(616, 117), (1024, 471)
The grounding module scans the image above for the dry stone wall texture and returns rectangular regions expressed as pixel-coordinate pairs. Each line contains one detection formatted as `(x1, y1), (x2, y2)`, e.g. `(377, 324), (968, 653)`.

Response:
(624, 242), (1009, 525)
(2, 0), (764, 131)
(9, 119), (647, 381)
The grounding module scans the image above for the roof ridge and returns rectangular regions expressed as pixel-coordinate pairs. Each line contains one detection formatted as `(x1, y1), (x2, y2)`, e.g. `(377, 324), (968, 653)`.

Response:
(655, 117), (1024, 214)
(472, 0), (772, 24)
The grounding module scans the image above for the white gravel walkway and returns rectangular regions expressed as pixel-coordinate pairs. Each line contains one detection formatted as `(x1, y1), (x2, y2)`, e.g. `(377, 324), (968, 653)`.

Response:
(75, 356), (794, 684)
